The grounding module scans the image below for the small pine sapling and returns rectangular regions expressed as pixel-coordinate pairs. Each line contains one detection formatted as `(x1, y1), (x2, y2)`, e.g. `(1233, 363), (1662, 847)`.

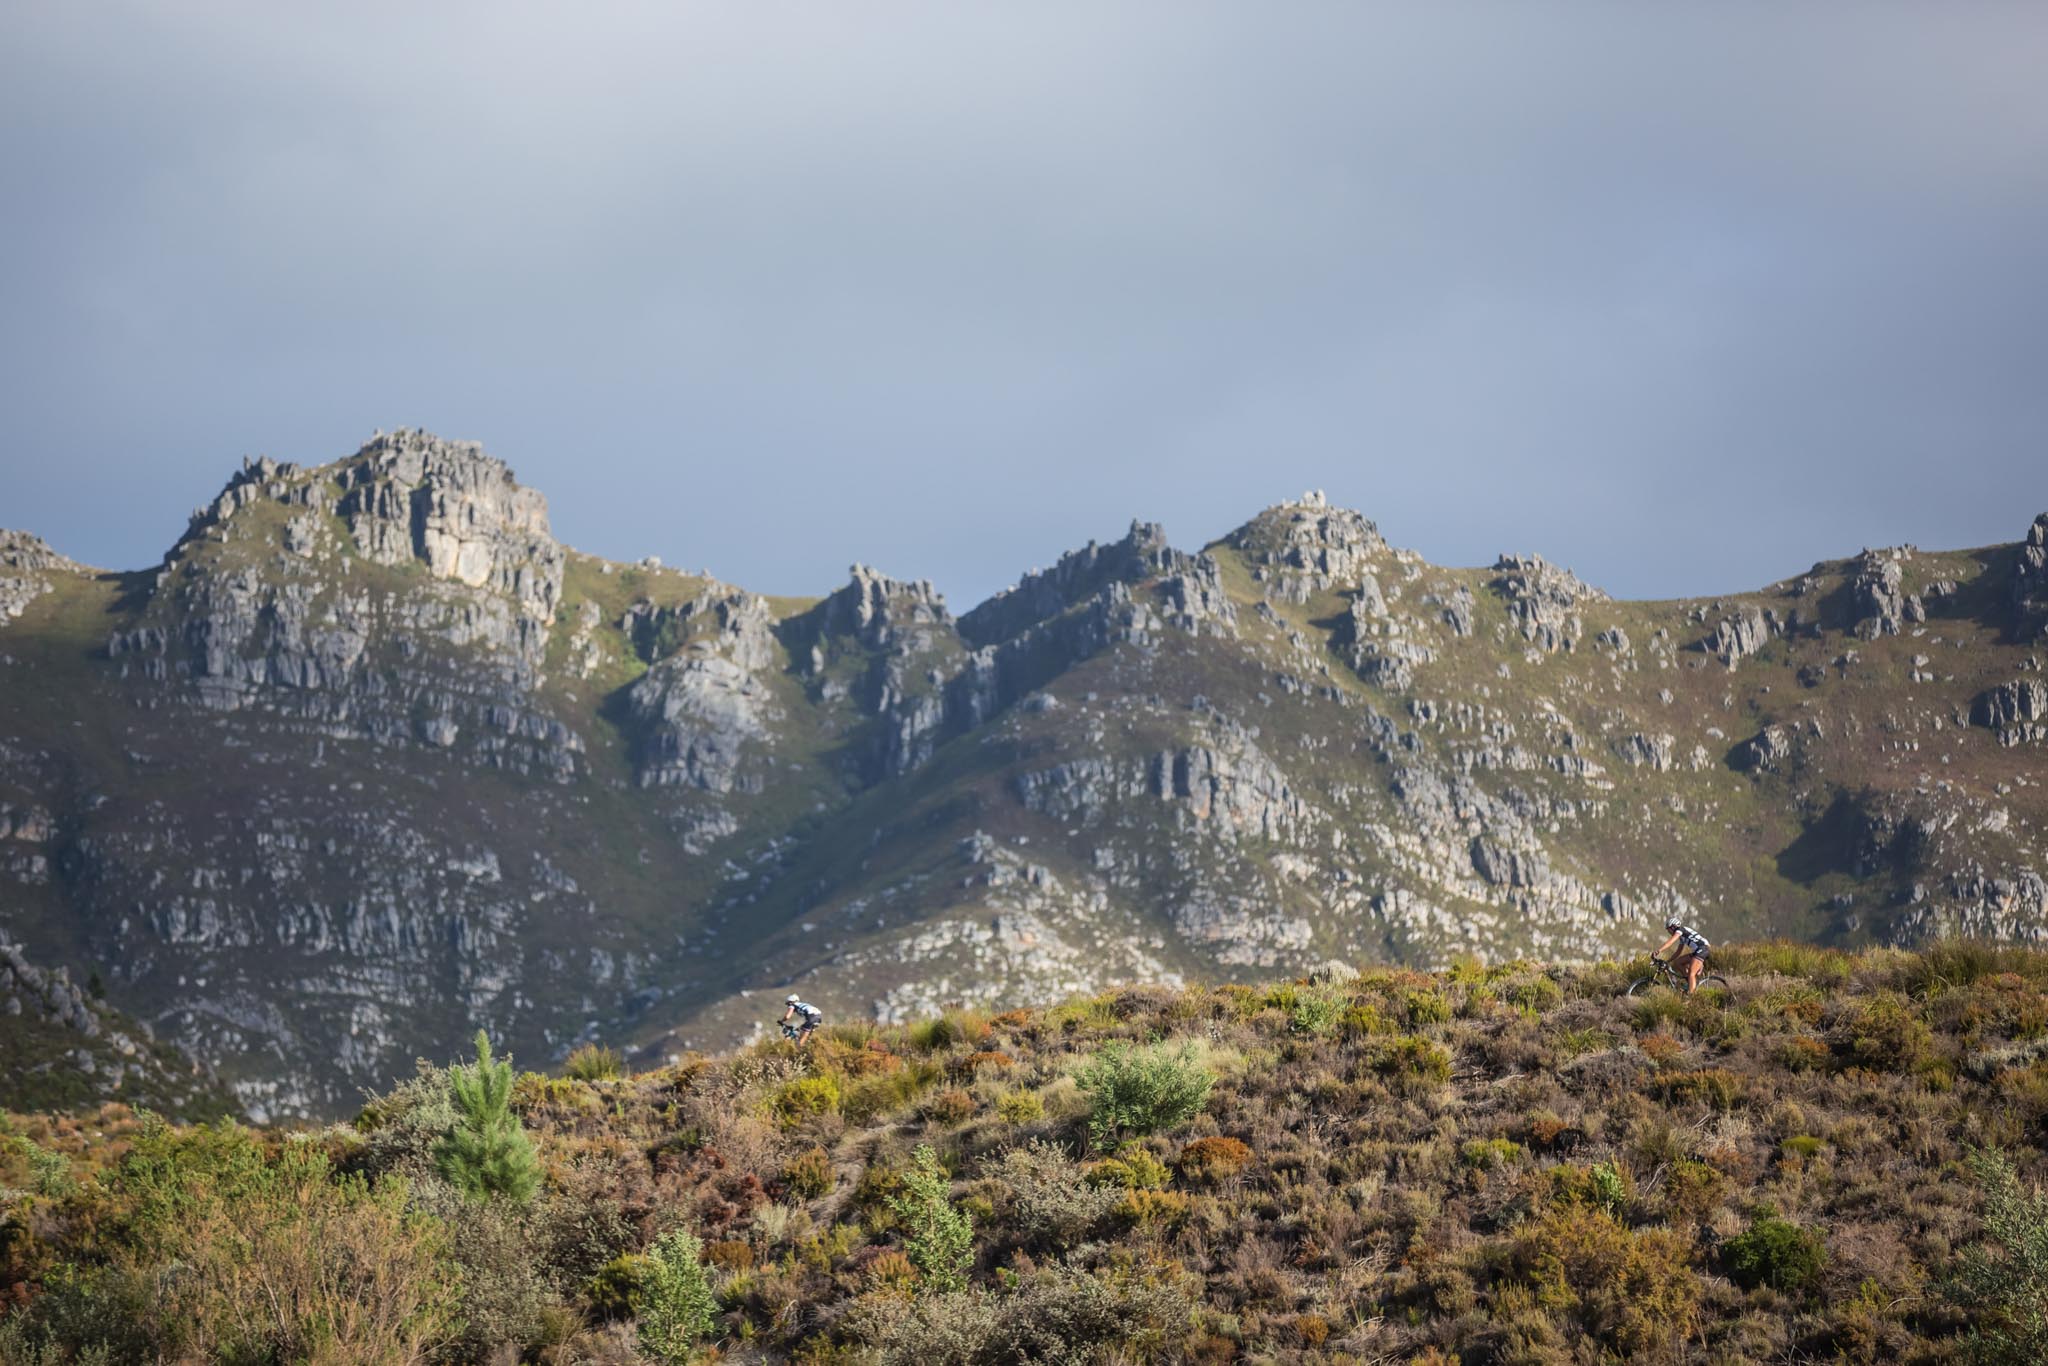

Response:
(435, 1030), (542, 1203)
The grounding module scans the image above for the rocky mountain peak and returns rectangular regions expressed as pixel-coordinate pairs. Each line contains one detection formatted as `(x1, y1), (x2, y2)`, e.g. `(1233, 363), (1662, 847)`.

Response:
(1488, 554), (1608, 653)
(336, 429), (564, 623)
(960, 519), (1191, 648)
(1226, 493), (1388, 603)
(811, 564), (953, 655)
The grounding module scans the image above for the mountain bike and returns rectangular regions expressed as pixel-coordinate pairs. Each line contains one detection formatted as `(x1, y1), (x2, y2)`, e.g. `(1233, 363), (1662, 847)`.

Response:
(1625, 956), (1728, 997)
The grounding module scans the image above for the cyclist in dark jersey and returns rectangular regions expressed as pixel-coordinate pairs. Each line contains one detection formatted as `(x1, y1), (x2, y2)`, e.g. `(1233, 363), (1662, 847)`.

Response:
(1654, 920), (1712, 993)
(781, 994), (823, 1047)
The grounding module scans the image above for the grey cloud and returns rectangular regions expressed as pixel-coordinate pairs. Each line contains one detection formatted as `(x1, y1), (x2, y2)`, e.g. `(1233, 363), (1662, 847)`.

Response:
(2, 2), (2044, 606)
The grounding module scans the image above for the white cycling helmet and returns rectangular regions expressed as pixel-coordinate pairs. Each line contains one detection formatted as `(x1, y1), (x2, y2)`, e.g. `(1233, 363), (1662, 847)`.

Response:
(786, 994), (801, 1004)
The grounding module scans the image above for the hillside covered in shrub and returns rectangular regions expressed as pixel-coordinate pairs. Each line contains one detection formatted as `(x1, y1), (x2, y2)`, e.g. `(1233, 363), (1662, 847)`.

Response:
(4, 942), (2048, 1364)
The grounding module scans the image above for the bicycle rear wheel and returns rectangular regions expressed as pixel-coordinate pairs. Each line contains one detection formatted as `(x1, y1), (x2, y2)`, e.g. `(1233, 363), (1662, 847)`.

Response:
(1693, 975), (1729, 993)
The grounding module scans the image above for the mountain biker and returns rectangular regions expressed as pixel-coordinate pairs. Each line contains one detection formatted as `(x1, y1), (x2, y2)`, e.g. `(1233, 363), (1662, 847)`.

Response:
(1654, 919), (1712, 992)
(781, 994), (823, 1047)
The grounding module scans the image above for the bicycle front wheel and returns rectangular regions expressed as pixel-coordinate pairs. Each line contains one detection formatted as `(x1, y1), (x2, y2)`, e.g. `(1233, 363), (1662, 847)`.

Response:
(1625, 976), (1661, 997)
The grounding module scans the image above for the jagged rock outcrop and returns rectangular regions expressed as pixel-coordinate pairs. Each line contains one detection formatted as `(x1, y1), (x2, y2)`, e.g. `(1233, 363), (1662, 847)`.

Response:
(0, 530), (86, 624)
(336, 430), (564, 622)
(1731, 725), (1793, 773)
(1613, 733), (1676, 770)
(1848, 548), (1916, 639)
(1226, 493), (1388, 604)
(1701, 607), (1777, 668)
(1970, 678), (2048, 744)
(2016, 513), (2048, 615)
(1488, 555), (1605, 652)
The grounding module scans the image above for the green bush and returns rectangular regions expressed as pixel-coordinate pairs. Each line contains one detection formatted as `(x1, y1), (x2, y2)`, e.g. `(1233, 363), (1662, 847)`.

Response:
(887, 1144), (974, 1292)
(563, 1043), (624, 1082)
(638, 1229), (719, 1361)
(1724, 1214), (1827, 1293)
(586, 1253), (652, 1319)
(785, 1146), (835, 1198)
(1288, 990), (1343, 1037)
(996, 1089), (1044, 1125)
(1460, 1138), (1523, 1170)
(1405, 990), (1453, 1027)
(774, 1075), (843, 1126)
(1948, 1149), (2048, 1363)
(437, 1031), (542, 1204)
(1076, 1041), (1215, 1149)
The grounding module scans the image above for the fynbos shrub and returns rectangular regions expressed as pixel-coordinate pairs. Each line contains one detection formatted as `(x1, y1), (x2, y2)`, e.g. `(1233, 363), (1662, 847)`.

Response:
(638, 1229), (718, 1361)
(1076, 1041), (1215, 1149)
(886, 1144), (974, 1292)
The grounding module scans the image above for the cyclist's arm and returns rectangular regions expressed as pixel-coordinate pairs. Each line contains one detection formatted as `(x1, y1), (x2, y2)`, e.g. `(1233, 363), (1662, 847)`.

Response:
(1654, 931), (1680, 957)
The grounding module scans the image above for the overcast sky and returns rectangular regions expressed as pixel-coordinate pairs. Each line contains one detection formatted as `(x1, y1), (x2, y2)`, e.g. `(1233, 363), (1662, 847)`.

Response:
(4, 3), (2045, 608)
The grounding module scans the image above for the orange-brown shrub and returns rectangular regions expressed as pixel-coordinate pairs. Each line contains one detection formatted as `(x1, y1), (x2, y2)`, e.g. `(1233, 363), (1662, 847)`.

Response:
(1178, 1136), (1252, 1184)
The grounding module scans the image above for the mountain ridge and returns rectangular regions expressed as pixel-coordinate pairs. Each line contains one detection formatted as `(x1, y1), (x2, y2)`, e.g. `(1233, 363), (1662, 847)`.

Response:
(2, 429), (2044, 1118)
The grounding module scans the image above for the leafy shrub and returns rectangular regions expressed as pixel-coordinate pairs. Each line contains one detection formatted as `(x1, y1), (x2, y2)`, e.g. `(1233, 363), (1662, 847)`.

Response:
(586, 1253), (652, 1319)
(1405, 990), (1453, 1027)
(1781, 1134), (1824, 1160)
(887, 1144), (974, 1292)
(1076, 1041), (1215, 1148)
(1658, 1067), (1744, 1111)
(1505, 974), (1564, 1013)
(1549, 1161), (1630, 1218)
(437, 1031), (543, 1203)
(21, 1141), (76, 1199)
(1948, 1149), (2048, 1363)
(1777, 1036), (1831, 1071)
(786, 1146), (835, 1198)
(1177, 1136), (1252, 1185)
(563, 1043), (624, 1082)
(1340, 1002), (1389, 1037)
(1460, 1138), (1522, 1170)
(1000, 1141), (1121, 1249)
(1515, 1204), (1696, 1354)
(638, 1229), (719, 1361)
(923, 1088), (976, 1125)
(1366, 1035), (1453, 1092)
(1087, 1145), (1171, 1191)
(1724, 1214), (1828, 1293)
(907, 1010), (991, 1052)
(1288, 990), (1343, 1036)
(774, 1075), (843, 1127)
(996, 1089), (1044, 1125)
(1663, 1159), (1727, 1225)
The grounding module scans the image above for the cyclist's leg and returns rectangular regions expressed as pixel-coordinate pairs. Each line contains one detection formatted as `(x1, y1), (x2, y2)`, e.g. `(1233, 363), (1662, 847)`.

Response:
(1687, 952), (1706, 990)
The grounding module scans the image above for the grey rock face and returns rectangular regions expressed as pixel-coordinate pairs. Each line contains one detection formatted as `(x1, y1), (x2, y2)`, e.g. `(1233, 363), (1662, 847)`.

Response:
(1970, 679), (2048, 745)
(1849, 549), (1911, 639)
(626, 594), (782, 791)
(0, 530), (87, 625)
(1731, 725), (1793, 773)
(1613, 733), (1676, 770)
(1701, 607), (1776, 668)
(336, 430), (564, 622)
(1488, 555), (1606, 652)
(2016, 513), (2048, 613)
